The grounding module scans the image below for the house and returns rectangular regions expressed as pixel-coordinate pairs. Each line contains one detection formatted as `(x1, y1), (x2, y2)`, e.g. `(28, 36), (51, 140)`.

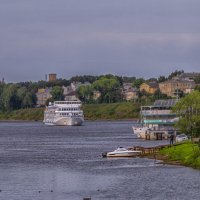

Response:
(122, 83), (138, 101)
(139, 82), (158, 94)
(159, 79), (196, 97)
(63, 82), (91, 96)
(123, 83), (133, 91)
(123, 88), (138, 101)
(178, 72), (200, 80)
(63, 85), (74, 96)
(93, 90), (101, 101)
(64, 91), (79, 101)
(36, 88), (52, 106)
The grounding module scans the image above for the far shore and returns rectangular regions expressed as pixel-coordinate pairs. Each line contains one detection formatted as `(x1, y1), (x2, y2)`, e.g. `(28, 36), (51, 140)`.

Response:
(0, 118), (138, 122)
(0, 102), (140, 121)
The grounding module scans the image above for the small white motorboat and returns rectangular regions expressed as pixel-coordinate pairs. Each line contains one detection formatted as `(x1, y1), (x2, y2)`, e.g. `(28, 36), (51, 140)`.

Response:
(103, 147), (142, 158)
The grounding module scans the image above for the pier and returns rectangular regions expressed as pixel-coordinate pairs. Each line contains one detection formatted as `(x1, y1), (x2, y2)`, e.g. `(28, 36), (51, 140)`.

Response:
(128, 144), (176, 156)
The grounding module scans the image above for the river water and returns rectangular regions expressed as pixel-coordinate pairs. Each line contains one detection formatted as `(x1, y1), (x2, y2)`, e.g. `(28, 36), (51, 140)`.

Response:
(0, 121), (199, 200)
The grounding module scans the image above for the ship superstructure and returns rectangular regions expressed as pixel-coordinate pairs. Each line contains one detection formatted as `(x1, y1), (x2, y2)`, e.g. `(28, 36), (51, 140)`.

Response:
(133, 99), (179, 140)
(44, 100), (84, 126)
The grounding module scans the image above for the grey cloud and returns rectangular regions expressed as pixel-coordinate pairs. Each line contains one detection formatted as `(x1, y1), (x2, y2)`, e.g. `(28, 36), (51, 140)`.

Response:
(0, 0), (200, 82)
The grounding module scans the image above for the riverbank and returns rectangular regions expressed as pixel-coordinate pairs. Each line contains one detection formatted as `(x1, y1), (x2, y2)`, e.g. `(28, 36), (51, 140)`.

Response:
(0, 102), (140, 121)
(83, 102), (140, 120)
(146, 142), (200, 169)
(0, 108), (44, 121)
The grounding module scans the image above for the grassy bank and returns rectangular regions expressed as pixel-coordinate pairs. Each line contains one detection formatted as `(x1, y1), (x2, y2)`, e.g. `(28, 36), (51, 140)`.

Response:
(158, 142), (200, 169)
(0, 108), (44, 121)
(83, 102), (140, 120)
(0, 102), (140, 121)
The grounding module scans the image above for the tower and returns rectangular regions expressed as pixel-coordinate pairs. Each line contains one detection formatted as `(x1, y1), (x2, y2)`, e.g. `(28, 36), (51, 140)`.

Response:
(48, 73), (57, 82)
(45, 74), (47, 82)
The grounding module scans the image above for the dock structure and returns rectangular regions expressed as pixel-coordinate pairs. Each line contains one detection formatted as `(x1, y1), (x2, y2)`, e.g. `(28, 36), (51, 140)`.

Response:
(129, 144), (172, 156)
(133, 99), (179, 140)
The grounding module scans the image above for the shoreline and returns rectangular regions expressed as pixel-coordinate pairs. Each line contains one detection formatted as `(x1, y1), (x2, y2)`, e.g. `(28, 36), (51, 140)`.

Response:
(143, 153), (183, 167)
(0, 118), (139, 122)
(141, 143), (200, 170)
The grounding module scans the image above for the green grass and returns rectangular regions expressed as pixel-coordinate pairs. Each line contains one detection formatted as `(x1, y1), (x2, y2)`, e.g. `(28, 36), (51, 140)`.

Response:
(0, 102), (140, 121)
(160, 142), (200, 169)
(0, 108), (44, 121)
(83, 102), (140, 120)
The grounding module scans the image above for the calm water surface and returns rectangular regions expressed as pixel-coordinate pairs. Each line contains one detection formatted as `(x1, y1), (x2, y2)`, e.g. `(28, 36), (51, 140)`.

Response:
(0, 121), (199, 200)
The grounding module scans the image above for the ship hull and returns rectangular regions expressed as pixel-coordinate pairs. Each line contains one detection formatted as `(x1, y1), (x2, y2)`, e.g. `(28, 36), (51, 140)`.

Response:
(44, 117), (84, 126)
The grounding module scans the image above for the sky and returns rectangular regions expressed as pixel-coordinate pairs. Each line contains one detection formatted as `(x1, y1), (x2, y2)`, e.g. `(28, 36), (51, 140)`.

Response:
(0, 0), (200, 82)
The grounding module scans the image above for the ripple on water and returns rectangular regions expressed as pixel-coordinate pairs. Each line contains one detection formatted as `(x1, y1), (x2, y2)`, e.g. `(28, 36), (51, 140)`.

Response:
(0, 121), (199, 200)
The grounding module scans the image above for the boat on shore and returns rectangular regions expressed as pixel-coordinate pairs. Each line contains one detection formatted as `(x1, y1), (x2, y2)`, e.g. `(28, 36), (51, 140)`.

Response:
(132, 99), (179, 140)
(43, 100), (84, 126)
(102, 147), (142, 158)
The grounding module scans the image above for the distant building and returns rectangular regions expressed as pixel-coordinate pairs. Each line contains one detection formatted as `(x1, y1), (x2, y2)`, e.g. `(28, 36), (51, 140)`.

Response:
(93, 90), (101, 101)
(63, 82), (91, 100)
(159, 79), (196, 97)
(0, 78), (5, 84)
(124, 88), (138, 101)
(64, 91), (79, 101)
(48, 73), (57, 82)
(140, 82), (158, 94)
(70, 81), (90, 90)
(63, 85), (74, 96)
(178, 72), (200, 80)
(122, 83), (133, 91)
(122, 83), (138, 101)
(45, 74), (48, 81)
(36, 88), (52, 106)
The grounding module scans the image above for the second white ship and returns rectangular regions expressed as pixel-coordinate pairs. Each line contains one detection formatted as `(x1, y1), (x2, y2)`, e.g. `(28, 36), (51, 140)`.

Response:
(44, 100), (84, 126)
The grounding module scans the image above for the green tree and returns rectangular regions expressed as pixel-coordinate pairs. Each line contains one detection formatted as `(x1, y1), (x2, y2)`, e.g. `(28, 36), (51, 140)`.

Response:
(158, 76), (167, 83)
(16, 87), (28, 108)
(22, 92), (36, 108)
(132, 78), (145, 88)
(1, 84), (19, 110)
(194, 85), (200, 92)
(92, 76), (121, 103)
(77, 85), (93, 103)
(153, 89), (168, 100)
(168, 70), (184, 80)
(173, 91), (200, 137)
(0, 84), (5, 109)
(50, 86), (64, 101)
(194, 76), (200, 84)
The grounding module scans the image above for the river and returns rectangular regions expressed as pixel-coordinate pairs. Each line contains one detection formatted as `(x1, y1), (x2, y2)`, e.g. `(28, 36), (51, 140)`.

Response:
(0, 121), (199, 200)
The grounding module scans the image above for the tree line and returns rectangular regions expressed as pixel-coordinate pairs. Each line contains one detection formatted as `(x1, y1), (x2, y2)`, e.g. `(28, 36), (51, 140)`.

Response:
(1, 70), (200, 112)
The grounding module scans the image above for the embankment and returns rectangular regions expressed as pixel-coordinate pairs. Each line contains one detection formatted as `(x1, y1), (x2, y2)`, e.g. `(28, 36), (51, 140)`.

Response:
(146, 142), (200, 169)
(0, 102), (140, 121)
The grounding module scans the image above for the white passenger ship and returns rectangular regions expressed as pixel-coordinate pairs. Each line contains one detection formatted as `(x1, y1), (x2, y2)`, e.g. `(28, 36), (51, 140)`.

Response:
(43, 100), (84, 126)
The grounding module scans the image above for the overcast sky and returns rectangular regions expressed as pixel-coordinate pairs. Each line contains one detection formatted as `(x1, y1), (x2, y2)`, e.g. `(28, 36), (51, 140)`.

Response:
(0, 0), (200, 82)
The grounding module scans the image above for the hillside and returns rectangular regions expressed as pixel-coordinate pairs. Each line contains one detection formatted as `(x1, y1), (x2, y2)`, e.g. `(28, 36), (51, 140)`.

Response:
(0, 102), (140, 121)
